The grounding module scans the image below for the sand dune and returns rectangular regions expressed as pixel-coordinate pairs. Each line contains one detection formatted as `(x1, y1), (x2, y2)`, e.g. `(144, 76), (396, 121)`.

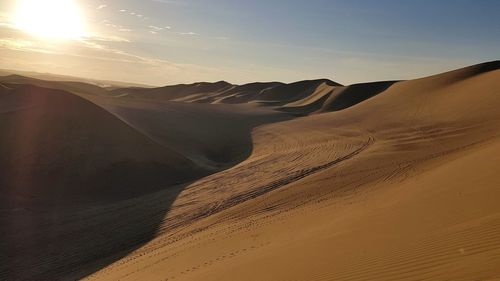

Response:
(0, 75), (113, 97)
(112, 78), (341, 106)
(317, 80), (398, 113)
(1, 61), (500, 280)
(0, 83), (206, 206)
(111, 81), (233, 101)
(0, 79), (288, 280)
(213, 82), (285, 104)
(249, 79), (340, 105)
(87, 96), (289, 168)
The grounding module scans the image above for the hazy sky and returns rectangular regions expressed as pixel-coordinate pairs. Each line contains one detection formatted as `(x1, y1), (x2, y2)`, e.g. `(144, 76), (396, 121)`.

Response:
(0, 0), (499, 86)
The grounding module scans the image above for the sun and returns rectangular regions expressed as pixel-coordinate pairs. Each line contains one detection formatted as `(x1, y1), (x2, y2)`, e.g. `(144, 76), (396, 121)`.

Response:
(14, 0), (86, 40)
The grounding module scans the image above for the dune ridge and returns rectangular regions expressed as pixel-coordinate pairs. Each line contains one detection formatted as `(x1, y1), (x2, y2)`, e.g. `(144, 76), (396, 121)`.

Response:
(0, 83), (204, 205)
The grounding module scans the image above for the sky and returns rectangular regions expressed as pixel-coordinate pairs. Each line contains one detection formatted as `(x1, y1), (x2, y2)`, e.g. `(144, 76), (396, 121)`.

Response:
(0, 0), (498, 86)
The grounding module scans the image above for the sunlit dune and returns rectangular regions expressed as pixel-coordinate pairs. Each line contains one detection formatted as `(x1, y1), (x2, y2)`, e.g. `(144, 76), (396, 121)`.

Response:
(0, 61), (500, 280)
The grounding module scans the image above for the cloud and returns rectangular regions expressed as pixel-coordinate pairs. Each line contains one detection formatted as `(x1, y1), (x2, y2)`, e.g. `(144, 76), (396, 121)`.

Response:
(118, 9), (147, 20)
(87, 34), (130, 43)
(0, 22), (225, 86)
(100, 19), (133, 37)
(178, 31), (197, 35)
(97, 4), (107, 10)
(152, 0), (184, 4)
(0, 27), (151, 66)
(149, 25), (164, 31)
(0, 38), (58, 55)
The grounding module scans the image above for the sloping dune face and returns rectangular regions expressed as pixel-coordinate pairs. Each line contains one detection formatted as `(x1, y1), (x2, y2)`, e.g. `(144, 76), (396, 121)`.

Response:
(0, 84), (204, 205)
(317, 80), (398, 112)
(87, 97), (289, 169)
(1, 61), (500, 281)
(77, 61), (500, 281)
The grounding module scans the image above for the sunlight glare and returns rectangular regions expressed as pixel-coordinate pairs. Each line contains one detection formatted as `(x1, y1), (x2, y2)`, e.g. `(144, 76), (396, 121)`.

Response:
(14, 0), (86, 40)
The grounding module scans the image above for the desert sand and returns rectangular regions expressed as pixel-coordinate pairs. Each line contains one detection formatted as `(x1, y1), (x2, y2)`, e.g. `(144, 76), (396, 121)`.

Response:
(1, 61), (499, 280)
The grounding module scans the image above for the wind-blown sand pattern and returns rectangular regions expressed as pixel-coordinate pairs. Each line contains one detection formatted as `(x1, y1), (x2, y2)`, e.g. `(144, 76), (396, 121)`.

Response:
(1, 61), (499, 280)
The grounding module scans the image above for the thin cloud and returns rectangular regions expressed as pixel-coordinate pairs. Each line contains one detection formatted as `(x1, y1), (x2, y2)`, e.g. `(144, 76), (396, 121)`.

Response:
(97, 4), (107, 10)
(87, 34), (130, 43)
(178, 32), (197, 35)
(0, 38), (58, 55)
(149, 25), (164, 31)
(0, 24), (224, 86)
(118, 9), (147, 20)
(152, 0), (185, 5)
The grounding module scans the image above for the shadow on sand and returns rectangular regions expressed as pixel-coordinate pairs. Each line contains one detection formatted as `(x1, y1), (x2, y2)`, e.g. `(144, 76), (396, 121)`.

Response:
(0, 85), (291, 280)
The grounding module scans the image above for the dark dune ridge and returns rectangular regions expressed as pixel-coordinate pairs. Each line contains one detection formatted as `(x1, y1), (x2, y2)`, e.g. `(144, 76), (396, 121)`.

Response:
(0, 83), (202, 205)
(318, 80), (399, 112)
(111, 78), (341, 105)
